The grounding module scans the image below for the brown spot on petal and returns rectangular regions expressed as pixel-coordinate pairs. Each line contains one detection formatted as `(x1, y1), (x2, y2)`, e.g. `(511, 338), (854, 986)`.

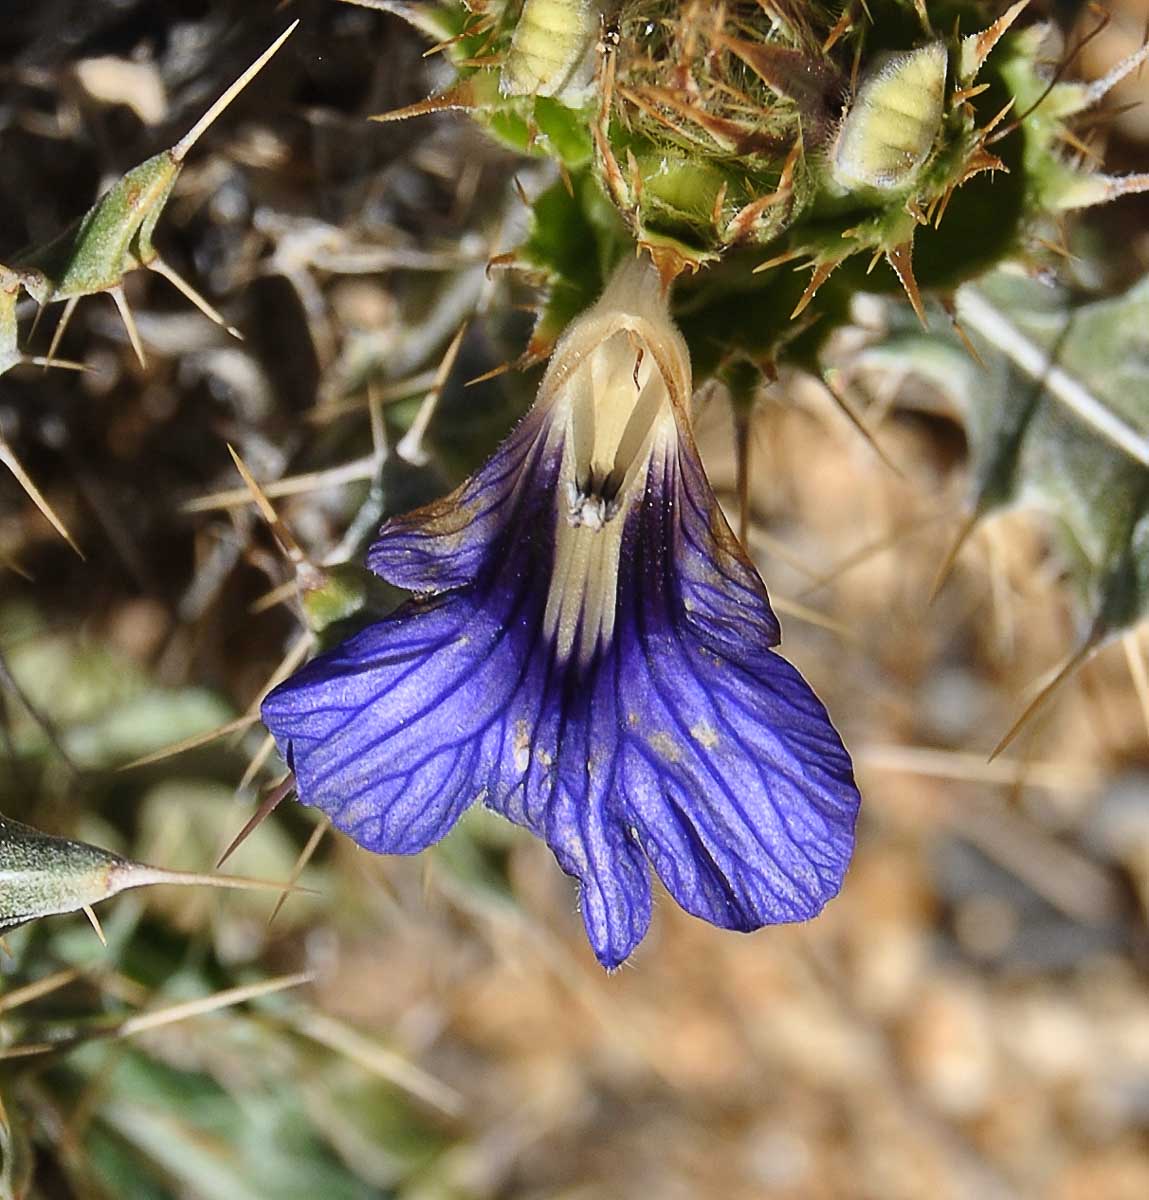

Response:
(648, 732), (682, 762)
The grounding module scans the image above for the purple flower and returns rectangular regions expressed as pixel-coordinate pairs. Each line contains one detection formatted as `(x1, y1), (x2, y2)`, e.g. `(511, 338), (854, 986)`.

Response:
(262, 255), (859, 968)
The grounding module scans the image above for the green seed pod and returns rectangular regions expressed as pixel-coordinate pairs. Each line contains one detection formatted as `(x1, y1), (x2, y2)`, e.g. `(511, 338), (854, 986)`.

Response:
(501, 0), (599, 99)
(831, 42), (947, 192)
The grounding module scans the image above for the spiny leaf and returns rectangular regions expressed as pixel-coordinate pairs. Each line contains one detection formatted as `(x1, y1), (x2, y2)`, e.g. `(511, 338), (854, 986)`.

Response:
(860, 268), (1149, 742)
(0, 813), (310, 936)
(9, 23), (297, 364)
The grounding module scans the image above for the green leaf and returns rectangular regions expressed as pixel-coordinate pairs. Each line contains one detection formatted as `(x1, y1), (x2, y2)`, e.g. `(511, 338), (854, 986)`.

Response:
(864, 268), (1149, 642)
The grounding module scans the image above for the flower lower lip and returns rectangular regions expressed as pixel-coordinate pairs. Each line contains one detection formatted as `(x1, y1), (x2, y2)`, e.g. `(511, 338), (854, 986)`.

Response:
(260, 253), (860, 969)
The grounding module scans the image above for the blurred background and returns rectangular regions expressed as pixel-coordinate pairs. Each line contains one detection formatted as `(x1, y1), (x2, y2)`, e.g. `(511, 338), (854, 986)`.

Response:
(2, 1), (1149, 1197)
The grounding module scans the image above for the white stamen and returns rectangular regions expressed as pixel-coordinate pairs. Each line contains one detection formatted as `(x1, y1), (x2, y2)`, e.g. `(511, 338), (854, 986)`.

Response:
(534, 256), (692, 664)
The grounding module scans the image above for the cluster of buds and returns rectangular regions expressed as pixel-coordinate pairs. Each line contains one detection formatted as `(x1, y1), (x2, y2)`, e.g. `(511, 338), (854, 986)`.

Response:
(380, 0), (1148, 332)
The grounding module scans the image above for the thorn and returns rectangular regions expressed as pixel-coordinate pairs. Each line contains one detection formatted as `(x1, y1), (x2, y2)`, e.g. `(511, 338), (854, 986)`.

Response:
(268, 817), (329, 926)
(370, 79), (477, 123)
(643, 242), (698, 292)
(287, 1005), (464, 1115)
(958, 146), (1008, 183)
(712, 180), (730, 232)
(521, 332), (555, 364)
(117, 863), (317, 899)
(791, 259), (843, 319)
(625, 148), (643, 207)
(942, 300), (986, 368)
(367, 380), (389, 469)
(928, 508), (981, 604)
(1054, 124), (1103, 165)
(849, 22), (864, 92)
(43, 296), (79, 368)
(982, 97), (1017, 136)
(0, 647), (80, 774)
(593, 31), (629, 213)
(885, 241), (927, 327)
(729, 184), (791, 243)
(23, 355), (87, 372)
(108, 286), (146, 368)
(989, 640), (1096, 762)
(619, 82), (791, 157)
(0, 550), (32, 580)
(0, 435), (84, 555)
(259, 630), (314, 702)
(183, 455), (377, 512)
(933, 184), (956, 229)
(107, 972), (314, 1044)
(769, 595), (858, 642)
(951, 82), (990, 107)
(985, 12), (1112, 138)
(822, 6), (853, 53)
(1076, 99), (1142, 130)
(485, 250), (518, 278)
(745, 526), (825, 582)
(1035, 235), (1076, 262)
(217, 773), (295, 868)
(464, 359), (513, 387)
(120, 713), (259, 770)
(82, 904), (107, 946)
(722, 147), (799, 242)
(249, 579), (298, 614)
(397, 322), (467, 465)
(172, 22), (299, 162)
(422, 14), (495, 58)
(0, 969), (83, 1016)
(226, 443), (307, 566)
(148, 256), (242, 339)
(960, 0), (1029, 81)
(28, 302), (44, 343)
(821, 370), (905, 479)
(236, 731), (277, 794)
(753, 246), (805, 275)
